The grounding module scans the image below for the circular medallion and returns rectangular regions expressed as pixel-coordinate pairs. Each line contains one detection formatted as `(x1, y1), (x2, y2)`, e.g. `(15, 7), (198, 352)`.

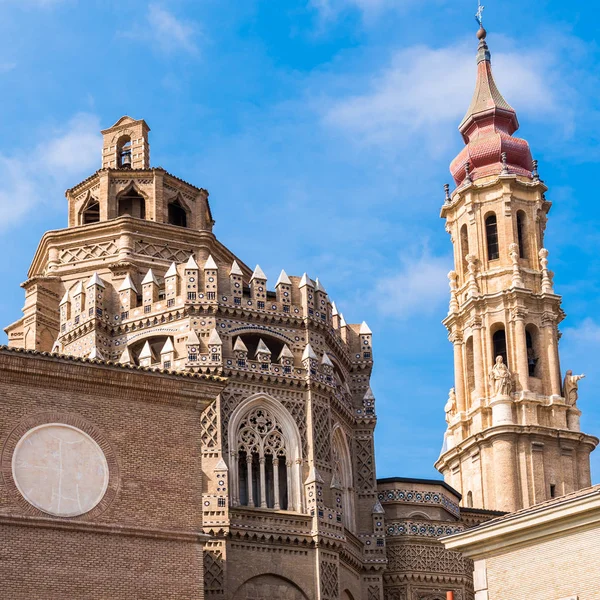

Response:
(12, 424), (109, 517)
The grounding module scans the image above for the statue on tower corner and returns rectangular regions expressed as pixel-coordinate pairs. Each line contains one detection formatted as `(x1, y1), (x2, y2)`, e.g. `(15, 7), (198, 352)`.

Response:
(489, 356), (513, 397)
(563, 370), (585, 406)
(445, 388), (457, 423)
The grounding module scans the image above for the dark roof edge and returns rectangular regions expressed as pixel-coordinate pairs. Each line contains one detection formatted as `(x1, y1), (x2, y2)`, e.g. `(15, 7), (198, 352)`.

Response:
(460, 507), (507, 516)
(376, 476), (461, 499)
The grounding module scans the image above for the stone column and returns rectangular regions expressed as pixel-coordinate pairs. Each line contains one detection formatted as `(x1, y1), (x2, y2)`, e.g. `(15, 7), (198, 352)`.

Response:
(511, 309), (530, 392)
(273, 457), (280, 510)
(451, 332), (466, 413)
(472, 319), (485, 399)
(542, 315), (562, 396)
(492, 436), (519, 512)
(246, 455), (254, 507)
(259, 456), (267, 508)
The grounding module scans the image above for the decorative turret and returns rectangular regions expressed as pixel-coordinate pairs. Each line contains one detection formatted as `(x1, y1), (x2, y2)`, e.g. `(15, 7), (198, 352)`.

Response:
(204, 255), (218, 302)
(299, 273), (315, 317)
(450, 27), (533, 186)
(314, 278), (329, 323)
(186, 329), (201, 363)
(164, 262), (179, 306)
(255, 338), (271, 364)
(233, 337), (248, 366)
(184, 256), (199, 303)
(278, 344), (294, 372)
(141, 269), (159, 309)
(230, 261), (243, 304)
(59, 289), (71, 326)
(302, 343), (318, 375)
(138, 340), (153, 367)
(86, 272), (105, 321)
(250, 265), (267, 305)
(160, 337), (175, 368)
(208, 328), (223, 365)
(118, 274), (138, 313)
(275, 269), (292, 309)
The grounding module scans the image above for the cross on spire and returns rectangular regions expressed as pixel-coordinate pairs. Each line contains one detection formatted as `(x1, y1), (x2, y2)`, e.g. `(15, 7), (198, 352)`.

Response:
(475, 1), (485, 27)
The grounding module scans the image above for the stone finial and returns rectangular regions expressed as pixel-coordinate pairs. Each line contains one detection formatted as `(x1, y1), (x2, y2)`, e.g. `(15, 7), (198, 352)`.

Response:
(321, 352), (334, 367)
(186, 329), (201, 346)
(139, 341), (153, 360)
(160, 338), (174, 354)
(119, 346), (132, 364)
(60, 289), (70, 305)
(276, 269), (291, 286)
(501, 152), (509, 175)
(233, 337), (248, 353)
(331, 301), (339, 317)
(255, 338), (271, 357)
(299, 273), (312, 288)
(119, 274), (138, 293)
(314, 277), (326, 294)
(251, 264), (267, 281)
(165, 262), (178, 278)
(302, 343), (317, 362)
(86, 272), (105, 288)
(532, 159), (540, 181)
(360, 321), (372, 335)
(208, 329), (223, 345)
(448, 271), (459, 314)
(444, 183), (451, 203)
(372, 500), (385, 515)
(278, 344), (294, 360)
(230, 260), (243, 276)
(539, 248), (554, 294)
(508, 243), (524, 288)
(465, 254), (480, 297)
(185, 255), (199, 270)
(88, 347), (104, 360)
(204, 255), (218, 270)
(141, 268), (159, 286)
(464, 161), (472, 184)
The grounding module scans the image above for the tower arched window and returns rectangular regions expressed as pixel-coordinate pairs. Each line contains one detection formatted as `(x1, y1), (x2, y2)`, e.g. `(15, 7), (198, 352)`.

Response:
(517, 211), (527, 259)
(492, 328), (507, 365)
(466, 491), (473, 508)
(168, 199), (187, 227)
(117, 136), (132, 168)
(230, 399), (302, 512)
(460, 224), (469, 277)
(118, 187), (146, 219)
(82, 198), (100, 224)
(485, 213), (499, 261)
(526, 325), (539, 377)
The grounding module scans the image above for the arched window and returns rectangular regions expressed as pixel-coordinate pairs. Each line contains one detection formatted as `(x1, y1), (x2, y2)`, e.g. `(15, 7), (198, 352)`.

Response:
(526, 326), (539, 377)
(230, 398), (302, 512)
(168, 200), (187, 227)
(466, 491), (474, 508)
(517, 211), (527, 259)
(492, 328), (507, 365)
(485, 213), (499, 261)
(117, 136), (132, 168)
(118, 187), (146, 219)
(460, 224), (469, 276)
(82, 198), (100, 224)
(465, 337), (475, 398)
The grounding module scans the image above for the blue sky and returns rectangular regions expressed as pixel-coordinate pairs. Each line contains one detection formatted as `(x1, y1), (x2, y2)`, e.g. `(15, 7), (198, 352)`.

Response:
(1, 0), (600, 482)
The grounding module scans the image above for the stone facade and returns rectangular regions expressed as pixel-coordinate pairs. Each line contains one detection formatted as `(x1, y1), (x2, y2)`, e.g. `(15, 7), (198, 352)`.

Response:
(434, 28), (598, 513)
(0, 347), (226, 599)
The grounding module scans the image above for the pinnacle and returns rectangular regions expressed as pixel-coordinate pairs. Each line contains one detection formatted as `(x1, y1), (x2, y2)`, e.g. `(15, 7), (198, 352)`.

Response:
(86, 272), (105, 288)
(363, 386), (375, 400)
(204, 255), (218, 270)
(251, 264), (267, 281)
(331, 301), (339, 316)
(339, 313), (347, 328)
(60, 289), (70, 305)
(276, 269), (291, 286)
(256, 338), (271, 356)
(208, 328), (223, 345)
(279, 344), (294, 360)
(233, 337), (248, 352)
(314, 277), (327, 294)
(230, 260), (243, 276)
(72, 281), (84, 296)
(299, 273), (313, 288)
(360, 321), (372, 335)
(186, 329), (201, 345)
(119, 346), (132, 364)
(160, 337), (174, 354)
(165, 262), (178, 278)
(88, 347), (104, 360)
(321, 352), (334, 367)
(302, 343), (317, 361)
(138, 341), (153, 359)
(119, 274), (138, 293)
(185, 255), (199, 270)
(141, 268), (159, 286)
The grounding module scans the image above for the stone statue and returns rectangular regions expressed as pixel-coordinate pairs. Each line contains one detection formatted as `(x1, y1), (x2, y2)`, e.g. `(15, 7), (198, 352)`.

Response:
(489, 355), (513, 397)
(563, 370), (585, 406)
(445, 387), (457, 423)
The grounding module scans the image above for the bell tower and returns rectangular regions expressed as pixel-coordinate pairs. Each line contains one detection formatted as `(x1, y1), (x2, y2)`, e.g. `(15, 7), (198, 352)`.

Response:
(435, 26), (598, 512)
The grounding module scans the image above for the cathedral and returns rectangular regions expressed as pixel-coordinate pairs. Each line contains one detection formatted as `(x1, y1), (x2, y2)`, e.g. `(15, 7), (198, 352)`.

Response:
(0, 25), (596, 600)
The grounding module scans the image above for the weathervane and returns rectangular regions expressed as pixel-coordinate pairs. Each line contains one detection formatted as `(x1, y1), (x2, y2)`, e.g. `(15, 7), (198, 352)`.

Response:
(475, 1), (485, 27)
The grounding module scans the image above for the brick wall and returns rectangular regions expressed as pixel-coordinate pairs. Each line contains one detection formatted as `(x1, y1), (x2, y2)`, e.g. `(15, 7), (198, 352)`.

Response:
(0, 349), (226, 599)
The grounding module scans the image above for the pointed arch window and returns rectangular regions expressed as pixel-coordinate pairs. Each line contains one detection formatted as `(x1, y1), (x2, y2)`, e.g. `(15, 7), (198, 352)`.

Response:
(234, 406), (295, 510)
(485, 213), (499, 261)
(118, 187), (146, 219)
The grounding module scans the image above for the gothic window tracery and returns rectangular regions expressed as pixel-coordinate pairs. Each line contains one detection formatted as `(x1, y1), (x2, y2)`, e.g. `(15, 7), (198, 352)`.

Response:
(230, 399), (302, 511)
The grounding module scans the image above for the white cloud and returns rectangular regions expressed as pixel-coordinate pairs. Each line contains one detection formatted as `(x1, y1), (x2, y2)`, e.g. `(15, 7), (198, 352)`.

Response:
(564, 318), (600, 345)
(322, 40), (559, 154)
(0, 113), (101, 230)
(310, 0), (416, 20)
(126, 4), (199, 56)
(373, 251), (451, 318)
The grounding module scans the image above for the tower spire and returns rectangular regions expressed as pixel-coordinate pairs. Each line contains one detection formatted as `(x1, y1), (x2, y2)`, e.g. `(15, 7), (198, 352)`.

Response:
(450, 27), (533, 186)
